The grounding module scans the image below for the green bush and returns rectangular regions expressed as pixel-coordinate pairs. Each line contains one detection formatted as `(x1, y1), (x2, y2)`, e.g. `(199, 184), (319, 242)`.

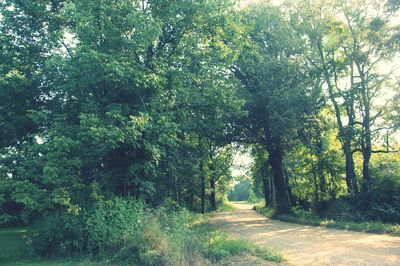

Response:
(29, 198), (282, 265)
(85, 198), (147, 255)
(30, 198), (148, 258)
(28, 198), (210, 264)
(31, 210), (86, 257)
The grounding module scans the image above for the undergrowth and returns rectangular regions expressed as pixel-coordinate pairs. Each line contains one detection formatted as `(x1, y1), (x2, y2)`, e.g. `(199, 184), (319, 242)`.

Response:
(254, 205), (400, 236)
(1, 198), (282, 265)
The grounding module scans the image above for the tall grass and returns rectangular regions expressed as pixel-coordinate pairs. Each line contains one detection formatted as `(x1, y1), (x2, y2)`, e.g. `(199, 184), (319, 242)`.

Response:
(1, 199), (283, 265)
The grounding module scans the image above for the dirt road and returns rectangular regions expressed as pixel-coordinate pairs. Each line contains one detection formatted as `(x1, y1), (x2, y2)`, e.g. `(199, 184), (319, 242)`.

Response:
(211, 202), (400, 265)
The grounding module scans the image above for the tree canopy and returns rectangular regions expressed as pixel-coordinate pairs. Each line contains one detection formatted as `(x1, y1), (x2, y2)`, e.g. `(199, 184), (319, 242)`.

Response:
(1, 0), (399, 227)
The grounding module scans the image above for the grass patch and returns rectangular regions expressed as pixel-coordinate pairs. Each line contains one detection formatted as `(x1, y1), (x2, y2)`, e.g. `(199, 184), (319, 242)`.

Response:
(0, 227), (94, 266)
(217, 201), (237, 212)
(4, 258), (97, 266)
(0, 227), (30, 263)
(254, 205), (400, 236)
(206, 229), (282, 263)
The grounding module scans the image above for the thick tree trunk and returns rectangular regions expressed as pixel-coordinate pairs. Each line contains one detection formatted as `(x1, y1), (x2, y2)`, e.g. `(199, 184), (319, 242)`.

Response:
(269, 175), (275, 207)
(210, 178), (216, 211)
(343, 142), (358, 195)
(268, 147), (291, 213)
(262, 176), (270, 207)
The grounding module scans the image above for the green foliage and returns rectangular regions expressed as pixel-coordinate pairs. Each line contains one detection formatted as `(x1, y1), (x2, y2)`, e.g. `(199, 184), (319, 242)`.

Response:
(30, 198), (146, 258)
(1, 1), (400, 264)
(2, 199), (282, 265)
(246, 192), (263, 204)
(86, 199), (148, 256)
(31, 211), (87, 257)
(227, 177), (251, 201)
(0, 0), (244, 224)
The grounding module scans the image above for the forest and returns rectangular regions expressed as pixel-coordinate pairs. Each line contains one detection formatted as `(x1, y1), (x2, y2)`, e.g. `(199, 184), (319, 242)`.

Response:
(1, 0), (400, 265)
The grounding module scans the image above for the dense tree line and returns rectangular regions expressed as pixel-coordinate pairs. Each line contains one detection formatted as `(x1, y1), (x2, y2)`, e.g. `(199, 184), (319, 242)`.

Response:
(1, 0), (399, 230)
(248, 0), (400, 220)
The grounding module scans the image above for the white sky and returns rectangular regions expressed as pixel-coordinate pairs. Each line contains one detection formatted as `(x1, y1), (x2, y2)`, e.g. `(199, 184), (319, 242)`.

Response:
(231, 148), (253, 177)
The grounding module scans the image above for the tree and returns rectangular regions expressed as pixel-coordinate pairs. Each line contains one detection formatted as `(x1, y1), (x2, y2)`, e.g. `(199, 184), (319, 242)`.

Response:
(339, 0), (400, 195)
(0, 0), (67, 223)
(0, 0), (244, 222)
(208, 145), (235, 211)
(228, 176), (251, 202)
(290, 0), (400, 197)
(234, 3), (320, 213)
(286, 111), (345, 210)
(250, 146), (275, 207)
(289, 0), (360, 195)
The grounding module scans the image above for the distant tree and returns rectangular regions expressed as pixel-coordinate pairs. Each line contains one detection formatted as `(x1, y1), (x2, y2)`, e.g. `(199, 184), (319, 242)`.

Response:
(228, 176), (251, 202)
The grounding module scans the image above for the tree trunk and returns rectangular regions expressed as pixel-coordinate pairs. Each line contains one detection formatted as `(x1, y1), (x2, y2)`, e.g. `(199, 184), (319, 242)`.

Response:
(361, 125), (372, 195)
(284, 167), (296, 205)
(317, 43), (358, 196)
(200, 160), (206, 214)
(268, 146), (291, 213)
(262, 176), (270, 207)
(210, 178), (216, 211)
(269, 175), (275, 207)
(343, 142), (358, 194)
(311, 166), (320, 210)
(361, 151), (371, 195)
(361, 85), (372, 196)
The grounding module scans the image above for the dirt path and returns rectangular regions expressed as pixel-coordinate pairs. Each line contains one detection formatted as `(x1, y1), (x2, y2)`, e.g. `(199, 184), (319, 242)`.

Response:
(210, 202), (400, 266)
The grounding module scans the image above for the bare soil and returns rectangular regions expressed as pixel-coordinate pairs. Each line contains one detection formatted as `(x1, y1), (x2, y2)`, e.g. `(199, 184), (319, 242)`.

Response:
(210, 202), (400, 266)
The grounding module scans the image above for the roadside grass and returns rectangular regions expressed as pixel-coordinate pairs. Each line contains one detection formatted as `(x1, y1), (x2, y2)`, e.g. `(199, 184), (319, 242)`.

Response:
(254, 205), (400, 236)
(217, 201), (237, 212)
(0, 227), (30, 263)
(4, 258), (98, 266)
(204, 226), (282, 263)
(0, 227), (94, 266)
(1, 215), (283, 265)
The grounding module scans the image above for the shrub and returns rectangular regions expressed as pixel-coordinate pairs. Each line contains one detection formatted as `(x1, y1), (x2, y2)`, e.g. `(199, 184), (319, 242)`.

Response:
(30, 210), (86, 257)
(29, 198), (283, 265)
(30, 198), (147, 258)
(85, 198), (147, 255)
(29, 198), (211, 264)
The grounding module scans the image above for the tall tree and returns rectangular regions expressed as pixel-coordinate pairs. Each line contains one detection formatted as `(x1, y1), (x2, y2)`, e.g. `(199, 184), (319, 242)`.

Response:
(234, 4), (319, 213)
(0, 0), (244, 222)
(290, 0), (400, 196)
(0, 0), (67, 223)
(289, 0), (360, 194)
(339, 0), (400, 195)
